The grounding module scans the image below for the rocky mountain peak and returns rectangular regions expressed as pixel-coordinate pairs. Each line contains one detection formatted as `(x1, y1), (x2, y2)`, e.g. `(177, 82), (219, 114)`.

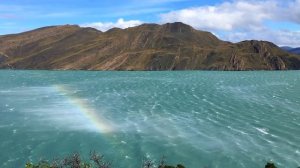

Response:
(162, 22), (194, 33)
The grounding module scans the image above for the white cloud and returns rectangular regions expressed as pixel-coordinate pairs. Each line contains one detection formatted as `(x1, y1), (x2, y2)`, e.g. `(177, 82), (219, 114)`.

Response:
(219, 29), (300, 47)
(160, 0), (300, 31)
(81, 18), (143, 32)
(281, 0), (300, 24)
(159, 0), (300, 46)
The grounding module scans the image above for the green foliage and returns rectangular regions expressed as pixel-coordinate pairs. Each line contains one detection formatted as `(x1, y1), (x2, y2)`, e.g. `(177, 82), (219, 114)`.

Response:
(265, 162), (277, 168)
(25, 153), (299, 168)
(25, 161), (51, 168)
(161, 164), (185, 168)
(25, 152), (184, 168)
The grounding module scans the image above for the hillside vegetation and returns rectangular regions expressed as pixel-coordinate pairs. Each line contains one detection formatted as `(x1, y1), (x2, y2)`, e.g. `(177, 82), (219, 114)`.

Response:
(1, 22), (300, 70)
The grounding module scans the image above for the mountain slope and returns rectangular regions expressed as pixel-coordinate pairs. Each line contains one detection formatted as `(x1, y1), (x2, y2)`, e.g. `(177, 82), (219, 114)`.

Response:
(281, 46), (300, 55)
(0, 22), (299, 70)
(290, 48), (300, 54)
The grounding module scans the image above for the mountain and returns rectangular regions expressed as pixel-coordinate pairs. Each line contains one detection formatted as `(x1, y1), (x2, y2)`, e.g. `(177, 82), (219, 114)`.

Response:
(281, 46), (300, 55)
(0, 22), (299, 70)
(290, 48), (300, 54)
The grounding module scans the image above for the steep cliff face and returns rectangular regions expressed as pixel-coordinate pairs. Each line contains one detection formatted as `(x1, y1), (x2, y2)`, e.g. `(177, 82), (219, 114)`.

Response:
(232, 41), (288, 70)
(0, 22), (299, 70)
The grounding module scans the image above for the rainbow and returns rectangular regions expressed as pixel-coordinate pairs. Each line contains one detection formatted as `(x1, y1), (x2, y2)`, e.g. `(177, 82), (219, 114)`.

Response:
(53, 84), (115, 133)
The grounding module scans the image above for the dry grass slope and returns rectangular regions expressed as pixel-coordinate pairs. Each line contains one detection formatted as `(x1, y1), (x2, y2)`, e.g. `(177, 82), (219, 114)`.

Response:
(0, 22), (299, 70)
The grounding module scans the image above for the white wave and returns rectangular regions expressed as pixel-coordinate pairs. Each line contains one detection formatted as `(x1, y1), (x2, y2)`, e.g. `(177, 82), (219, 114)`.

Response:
(255, 127), (269, 135)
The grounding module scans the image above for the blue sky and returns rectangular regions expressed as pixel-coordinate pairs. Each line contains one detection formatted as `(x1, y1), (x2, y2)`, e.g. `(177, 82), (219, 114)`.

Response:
(1, 0), (300, 46)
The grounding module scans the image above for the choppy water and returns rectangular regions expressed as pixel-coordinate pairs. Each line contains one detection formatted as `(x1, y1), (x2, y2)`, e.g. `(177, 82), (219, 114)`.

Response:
(0, 70), (299, 168)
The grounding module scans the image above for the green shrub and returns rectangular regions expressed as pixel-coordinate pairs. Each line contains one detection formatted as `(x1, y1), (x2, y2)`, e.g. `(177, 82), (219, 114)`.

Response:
(265, 162), (277, 168)
(25, 152), (184, 168)
(25, 153), (299, 168)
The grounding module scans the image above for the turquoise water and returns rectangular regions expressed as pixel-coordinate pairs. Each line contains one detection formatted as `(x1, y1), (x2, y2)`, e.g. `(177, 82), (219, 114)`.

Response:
(0, 70), (299, 168)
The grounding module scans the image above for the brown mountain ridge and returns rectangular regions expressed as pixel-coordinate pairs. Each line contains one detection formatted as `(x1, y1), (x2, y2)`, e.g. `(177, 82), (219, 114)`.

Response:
(0, 22), (299, 70)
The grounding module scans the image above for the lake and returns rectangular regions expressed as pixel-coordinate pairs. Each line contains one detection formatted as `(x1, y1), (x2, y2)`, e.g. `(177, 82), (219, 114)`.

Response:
(0, 70), (299, 168)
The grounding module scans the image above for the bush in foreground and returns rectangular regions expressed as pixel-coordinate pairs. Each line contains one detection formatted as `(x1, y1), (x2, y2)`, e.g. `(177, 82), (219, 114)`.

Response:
(25, 151), (185, 168)
(265, 162), (276, 168)
(25, 152), (294, 168)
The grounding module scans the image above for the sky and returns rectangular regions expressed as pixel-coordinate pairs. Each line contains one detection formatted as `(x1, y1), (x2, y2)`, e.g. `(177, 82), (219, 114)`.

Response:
(0, 0), (300, 47)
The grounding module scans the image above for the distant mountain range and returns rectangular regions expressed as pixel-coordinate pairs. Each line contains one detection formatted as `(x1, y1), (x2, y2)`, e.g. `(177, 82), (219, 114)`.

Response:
(0, 22), (299, 70)
(281, 46), (300, 55)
